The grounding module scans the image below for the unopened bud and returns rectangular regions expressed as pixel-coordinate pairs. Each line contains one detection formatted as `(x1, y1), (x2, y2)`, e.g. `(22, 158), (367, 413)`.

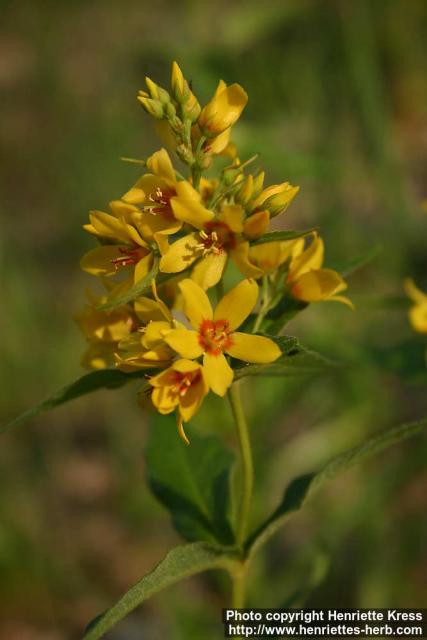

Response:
(138, 96), (165, 119)
(165, 102), (177, 119)
(145, 77), (171, 105)
(236, 175), (254, 205)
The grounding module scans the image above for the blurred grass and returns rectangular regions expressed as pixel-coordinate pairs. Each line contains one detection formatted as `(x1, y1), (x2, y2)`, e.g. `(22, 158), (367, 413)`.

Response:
(1, 0), (427, 638)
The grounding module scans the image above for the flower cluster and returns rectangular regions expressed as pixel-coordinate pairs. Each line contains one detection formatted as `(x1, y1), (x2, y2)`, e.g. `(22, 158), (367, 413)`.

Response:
(77, 62), (351, 442)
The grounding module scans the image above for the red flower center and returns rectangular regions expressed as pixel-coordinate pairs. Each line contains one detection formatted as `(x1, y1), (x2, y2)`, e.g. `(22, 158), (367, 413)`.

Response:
(111, 245), (144, 269)
(201, 221), (236, 252)
(198, 318), (233, 356)
(146, 187), (176, 219)
(171, 370), (200, 397)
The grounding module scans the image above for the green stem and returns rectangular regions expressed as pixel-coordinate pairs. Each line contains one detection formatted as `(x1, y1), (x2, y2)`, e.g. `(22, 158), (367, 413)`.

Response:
(253, 275), (270, 332)
(231, 565), (247, 608)
(228, 382), (253, 548)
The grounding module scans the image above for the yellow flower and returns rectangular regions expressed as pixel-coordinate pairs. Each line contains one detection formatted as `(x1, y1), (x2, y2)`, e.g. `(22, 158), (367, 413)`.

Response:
(76, 289), (138, 369)
(287, 234), (353, 308)
(149, 359), (209, 444)
(198, 80), (248, 136)
(81, 209), (154, 285)
(248, 238), (304, 274)
(121, 149), (184, 237)
(115, 282), (177, 371)
(164, 279), (281, 396)
(159, 203), (269, 288)
(404, 278), (427, 333)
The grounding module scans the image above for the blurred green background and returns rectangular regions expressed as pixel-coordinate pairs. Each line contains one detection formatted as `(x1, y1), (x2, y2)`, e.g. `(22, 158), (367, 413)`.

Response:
(1, 0), (427, 638)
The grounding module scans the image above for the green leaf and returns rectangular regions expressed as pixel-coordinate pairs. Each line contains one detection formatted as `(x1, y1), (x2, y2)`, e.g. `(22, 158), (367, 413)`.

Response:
(1, 369), (149, 435)
(98, 258), (160, 310)
(82, 541), (237, 640)
(246, 417), (427, 557)
(262, 298), (308, 334)
(233, 335), (342, 380)
(250, 229), (314, 246)
(330, 243), (382, 278)
(145, 414), (235, 544)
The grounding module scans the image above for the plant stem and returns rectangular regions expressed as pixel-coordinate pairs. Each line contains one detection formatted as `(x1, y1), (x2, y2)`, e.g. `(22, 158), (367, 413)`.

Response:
(228, 381), (253, 548)
(231, 564), (247, 608)
(253, 275), (270, 332)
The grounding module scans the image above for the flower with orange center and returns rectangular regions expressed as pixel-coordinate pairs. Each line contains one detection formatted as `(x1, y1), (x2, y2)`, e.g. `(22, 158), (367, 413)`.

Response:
(80, 210), (154, 287)
(149, 359), (208, 444)
(160, 202), (269, 289)
(121, 149), (184, 238)
(115, 282), (177, 372)
(164, 279), (282, 396)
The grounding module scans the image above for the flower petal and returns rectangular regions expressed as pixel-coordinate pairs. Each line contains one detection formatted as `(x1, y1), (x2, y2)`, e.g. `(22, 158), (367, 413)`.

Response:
(86, 211), (131, 243)
(164, 328), (204, 358)
(191, 252), (227, 289)
(243, 210), (270, 239)
(409, 303), (427, 333)
(230, 241), (264, 279)
(171, 182), (214, 228)
(159, 233), (201, 273)
(80, 245), (125, 276)
(203, 352), (233, 396)
(151, 387), (178, 414)
(179, 279), (213, 328)
(146, 148), (176, 185)
(289, 234), (324, 280)
(179, 375), (208, 422)
(226, 333), (281, 363)
(290, 268), (348, 303)
(214, 279), (258, 330)
(219, 205), (244, 233)
(404, 278), (427, 304)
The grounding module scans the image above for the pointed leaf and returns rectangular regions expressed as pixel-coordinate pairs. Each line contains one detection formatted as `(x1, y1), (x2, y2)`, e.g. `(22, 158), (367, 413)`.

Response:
(330, 243), (382, 278)
(250, 229), (314, 246)
(233, 335), (342, 379)
(82, 542), (237, 640)
(146, 414), (235, 544)
(246, 417), (427, 557)
(1, 369), (150, 435)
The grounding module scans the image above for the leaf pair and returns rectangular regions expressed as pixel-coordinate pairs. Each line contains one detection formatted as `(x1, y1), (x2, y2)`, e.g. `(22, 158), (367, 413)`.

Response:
(82, 415), (427, 640)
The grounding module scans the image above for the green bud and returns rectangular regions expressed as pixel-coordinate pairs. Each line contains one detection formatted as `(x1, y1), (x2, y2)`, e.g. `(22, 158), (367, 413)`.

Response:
(138, 96), (165, 119)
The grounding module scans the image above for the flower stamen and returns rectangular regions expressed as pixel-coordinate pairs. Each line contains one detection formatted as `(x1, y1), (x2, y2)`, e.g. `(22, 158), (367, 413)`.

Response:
(198, 318), (233, 356)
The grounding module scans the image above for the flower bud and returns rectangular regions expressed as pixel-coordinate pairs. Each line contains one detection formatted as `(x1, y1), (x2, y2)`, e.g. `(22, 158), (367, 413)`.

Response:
(171, 62), (201, 122)
(138, 96), (165, 119)
(236, 175), (254, 205)
(198, 81), (248, 136)
(145, 76), (171, 105)
(261, 183), (300, 217)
